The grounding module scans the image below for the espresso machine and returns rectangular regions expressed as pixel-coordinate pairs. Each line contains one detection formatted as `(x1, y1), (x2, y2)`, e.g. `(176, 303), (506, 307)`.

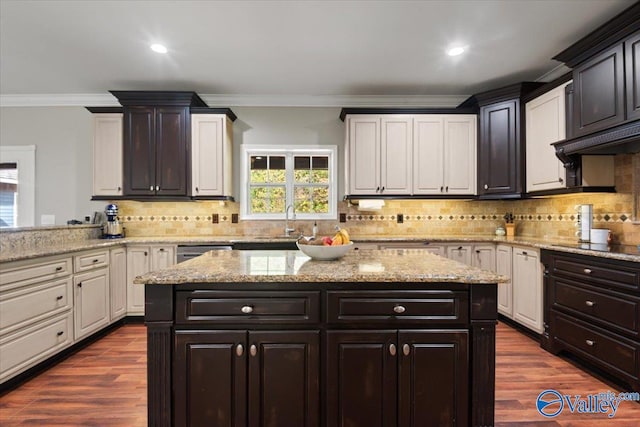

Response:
(103, 203), (123, 238)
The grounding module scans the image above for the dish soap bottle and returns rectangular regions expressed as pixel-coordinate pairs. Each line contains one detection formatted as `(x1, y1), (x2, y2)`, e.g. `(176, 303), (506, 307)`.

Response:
(312, 221), (318, 239)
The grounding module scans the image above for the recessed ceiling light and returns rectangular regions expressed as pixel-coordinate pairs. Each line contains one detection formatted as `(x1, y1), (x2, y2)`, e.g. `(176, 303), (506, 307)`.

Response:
(150, 44), (168, 54)
(447, 46), (465, 56)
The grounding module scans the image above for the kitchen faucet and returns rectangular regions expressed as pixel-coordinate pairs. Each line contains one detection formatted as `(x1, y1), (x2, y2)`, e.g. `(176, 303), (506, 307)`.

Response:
(284, 204), (296, 237)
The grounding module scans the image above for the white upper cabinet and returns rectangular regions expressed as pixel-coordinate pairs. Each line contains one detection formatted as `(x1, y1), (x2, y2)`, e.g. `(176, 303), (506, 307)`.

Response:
(413, 115), (476, 195)
(346, 115), (411, 195)
(191, 114), (233, 197)
(92, 113), (123, 196)
(525, 82), (570, 192)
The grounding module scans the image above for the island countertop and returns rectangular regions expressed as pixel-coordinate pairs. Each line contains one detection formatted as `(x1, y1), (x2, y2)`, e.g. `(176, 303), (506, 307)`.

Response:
(134, 248), (508, 285)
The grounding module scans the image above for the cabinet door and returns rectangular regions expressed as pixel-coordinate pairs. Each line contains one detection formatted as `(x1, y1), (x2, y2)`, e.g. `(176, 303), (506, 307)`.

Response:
(447, 245), (472, 266)
(73, 267), (110, 341)
(109, 247), (127, 321)
(248, 331), (319, 427)
(512, 247), (543, 333)
(348, 116), (380, 195)
(525, 84), (568, 192)
(156, 107), (189, 196)
(472, 245), (496, 272)
(380, 116), (412, 194)
(496, 244), (513, 317)
(398, 330), (469, 427)
(123, 106), (155, 195)
(478, 100), (520, 196)
(92, 113), (123, 196)
(572, 43), (625, 137)
(444, 116), (477, 195)
(126, 246), (150, 314)
(150, 245), (176, 270)
(192, 114), (225, 196)
(174, 330), (247, 427)
(326, 330), (397, 427)
(626, 32), (640, 121)
(413, 116), (444, 195)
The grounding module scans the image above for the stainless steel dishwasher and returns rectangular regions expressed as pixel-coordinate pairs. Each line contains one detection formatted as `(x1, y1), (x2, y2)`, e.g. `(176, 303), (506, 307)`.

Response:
(176, 244), (233, 263)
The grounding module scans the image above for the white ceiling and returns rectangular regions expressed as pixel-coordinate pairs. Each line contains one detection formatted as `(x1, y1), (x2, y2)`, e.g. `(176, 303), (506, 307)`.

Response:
(0, 0), (635, 107)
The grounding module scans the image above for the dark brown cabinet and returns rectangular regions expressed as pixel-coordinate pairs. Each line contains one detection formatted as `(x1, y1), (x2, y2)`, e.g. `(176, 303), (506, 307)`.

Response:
(123, 106), (189, 196)
(541, 250), (640, 392)
(326, 330), (468, 427)
(175, 329), (319, 427)
(571, 43), (625, 137)
(626, 32), (640, 122)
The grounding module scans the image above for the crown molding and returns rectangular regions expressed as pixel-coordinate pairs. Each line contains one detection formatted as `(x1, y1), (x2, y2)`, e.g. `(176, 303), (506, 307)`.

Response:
(1, 93), (469, 108)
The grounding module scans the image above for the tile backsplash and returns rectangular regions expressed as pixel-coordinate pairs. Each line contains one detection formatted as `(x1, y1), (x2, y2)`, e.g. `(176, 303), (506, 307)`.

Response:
(117, 154), (639, 245)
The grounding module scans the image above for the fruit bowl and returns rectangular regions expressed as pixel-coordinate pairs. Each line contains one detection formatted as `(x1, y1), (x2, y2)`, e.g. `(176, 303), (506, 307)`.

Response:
(296, 241), (354, 260)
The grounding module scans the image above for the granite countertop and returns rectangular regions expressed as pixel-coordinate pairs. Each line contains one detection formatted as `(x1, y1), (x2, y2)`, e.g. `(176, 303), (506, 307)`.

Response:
(133, 248), (509, 285)
(1, 234), (639, 263)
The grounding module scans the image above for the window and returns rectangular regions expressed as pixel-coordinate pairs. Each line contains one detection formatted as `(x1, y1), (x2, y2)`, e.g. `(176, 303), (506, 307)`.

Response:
(240, 145), (337, 220)
(0, 146), (35, 227)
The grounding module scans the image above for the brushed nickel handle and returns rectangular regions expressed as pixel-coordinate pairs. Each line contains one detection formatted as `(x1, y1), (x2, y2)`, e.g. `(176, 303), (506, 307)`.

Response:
(155, 185), (159, 191)
(393, 305), (406, 314)
(402, 344), (410, 356)
(149, 186), (153, 191)
(585, 339), (595, 346)
(389, 343), (396, 356)
(236, 344), (244, 357)
(585, 300), (595, 307)
(584, 268), (592, 274)
(250, 344), (257, 357)
(241, 305), (254, 314)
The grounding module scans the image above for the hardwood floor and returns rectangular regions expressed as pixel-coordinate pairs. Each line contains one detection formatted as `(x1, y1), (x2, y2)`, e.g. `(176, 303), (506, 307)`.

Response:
(1, 322), (639, 426)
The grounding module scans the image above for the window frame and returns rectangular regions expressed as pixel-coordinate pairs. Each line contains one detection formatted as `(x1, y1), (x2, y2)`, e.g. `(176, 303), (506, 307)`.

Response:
(240, 145), (338, 220)
(0, 145), (35, 227)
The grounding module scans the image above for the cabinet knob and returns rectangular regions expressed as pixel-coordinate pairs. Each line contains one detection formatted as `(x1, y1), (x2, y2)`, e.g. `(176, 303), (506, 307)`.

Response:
(393, 305), (406, 314)
(57, 331), (64, 337)
(457, 246), (463, 251)
(389, 343), (397, 356)
(241, 305), (254, 314)
(144, 251), (148, 256)
(484, 184), (488, 190)
(402, 344), (410, 356)
(195, 187), (199, 193)
(381, 186), (385, 192)
(250, 344), (257, 357)
(445, 186), (448, 192)
(55, 266), (63, 272)
(236, 344), (244, 357)
(475, 250), (480, 254)
(585, 339), (595, 346)
(117, 186), (122, 192)
(440, 186), (444, 192)
(149, 186), (154, 191)
(77, 282), (82, 288)
(583, 268), (592, 274)
(585, 300), (595, 307)
(155, 185), (159, 191)
(558, 177), (563, 183)
(376, 186), (380, 192)
(159, 248), (165, 252)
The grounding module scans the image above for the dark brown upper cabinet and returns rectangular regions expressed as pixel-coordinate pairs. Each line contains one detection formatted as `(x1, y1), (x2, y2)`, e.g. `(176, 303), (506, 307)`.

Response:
(572, 43), (625, 137)
(626, 31), (640, 122)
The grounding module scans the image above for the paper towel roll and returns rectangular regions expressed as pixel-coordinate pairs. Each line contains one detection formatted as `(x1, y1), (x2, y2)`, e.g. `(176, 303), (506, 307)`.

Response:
(357, 200), (385, 211)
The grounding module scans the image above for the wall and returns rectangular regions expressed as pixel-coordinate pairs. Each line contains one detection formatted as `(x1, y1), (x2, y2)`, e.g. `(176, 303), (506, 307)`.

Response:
(0, 106), (103, 225)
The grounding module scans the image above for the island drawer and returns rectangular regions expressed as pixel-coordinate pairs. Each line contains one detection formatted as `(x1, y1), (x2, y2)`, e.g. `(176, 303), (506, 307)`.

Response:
(553, 279), (639, 336)
(551, 255), (639, 293)
(327, 290), (468, 325)
(176, 291), (320, 325)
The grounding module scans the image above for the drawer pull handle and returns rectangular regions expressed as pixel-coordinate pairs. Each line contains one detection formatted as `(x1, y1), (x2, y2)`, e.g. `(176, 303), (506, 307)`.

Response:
(56, 295), (64, 301)
(241, 305), (254, 314)
(584, 268), (592, 274)
(402, 344), (410, 356)
(393, 305), (406, 314)
(159, 248), (165, 252)
(389, 343), (396, 356)
(250, 344), (257, 357)
(585, 300), (595, 307)
(585, 339), (595, 346)
(55, 266), (63, 272)
(92, 259), (99, 263)
(236, 344), (244, 357)
(57, 331), (64, 337)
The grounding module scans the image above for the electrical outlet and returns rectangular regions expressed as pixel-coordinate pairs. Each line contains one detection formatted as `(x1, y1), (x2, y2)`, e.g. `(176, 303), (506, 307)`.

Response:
(397, 213), (403, 224)
(212, 213), (219, 224)
(339, 213), (347, 223)
(232, 213), (239, 224)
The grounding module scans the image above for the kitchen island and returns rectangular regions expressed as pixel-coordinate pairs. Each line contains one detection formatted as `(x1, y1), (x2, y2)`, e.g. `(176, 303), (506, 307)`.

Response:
(137, 248), (506, 427)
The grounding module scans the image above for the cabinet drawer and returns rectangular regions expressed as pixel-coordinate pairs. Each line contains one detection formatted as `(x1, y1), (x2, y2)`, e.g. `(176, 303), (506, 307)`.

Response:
(554, 279), (639, 336)
(552, 256), (639, 292)
(0, 257), (71, 291)
(74, 250), (109, 273)
(553, 313), (638, 380)
(176, 291), (320, 325)
(327, 291), (469, 325)
(0, 277), (73, 335)
(0, 311), (73, 382)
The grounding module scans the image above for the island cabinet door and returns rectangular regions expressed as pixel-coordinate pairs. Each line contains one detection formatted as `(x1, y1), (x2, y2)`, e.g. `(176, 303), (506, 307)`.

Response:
(398, 330), (469, 427)
(247, 331), (319, 427)
(174, 330), (247, 427)
(326, 330), (398, 427)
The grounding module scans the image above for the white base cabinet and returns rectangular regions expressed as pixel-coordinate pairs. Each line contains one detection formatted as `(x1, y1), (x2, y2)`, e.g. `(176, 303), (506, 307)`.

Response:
(73, 267), (109, 341)
(496, 244), (513, 317)
(127, 245), (176, 315)
(109, 248), (127, 321)
(502, 246), (544, 333)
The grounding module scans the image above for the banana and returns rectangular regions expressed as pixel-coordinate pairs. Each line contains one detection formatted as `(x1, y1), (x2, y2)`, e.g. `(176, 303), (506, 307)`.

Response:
(339, 228), (350, 244)
(331, 234), (343, 246)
